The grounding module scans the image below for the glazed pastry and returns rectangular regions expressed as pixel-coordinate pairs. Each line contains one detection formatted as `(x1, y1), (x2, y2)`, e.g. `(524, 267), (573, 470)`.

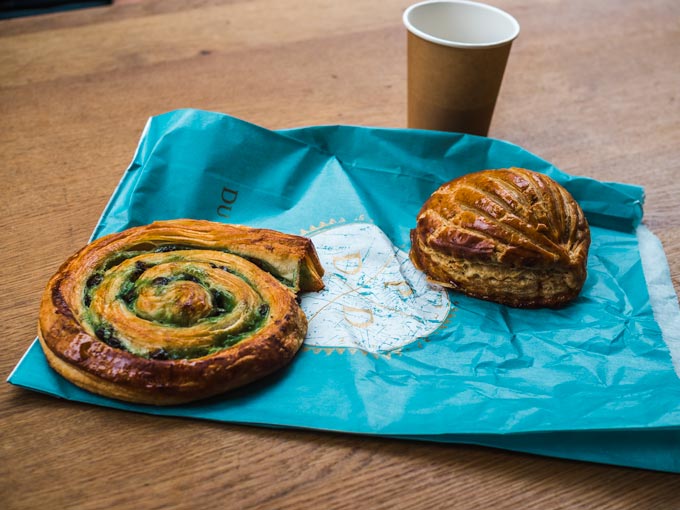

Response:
(410, 168), (590, 308)
(38, 219), (324, 405)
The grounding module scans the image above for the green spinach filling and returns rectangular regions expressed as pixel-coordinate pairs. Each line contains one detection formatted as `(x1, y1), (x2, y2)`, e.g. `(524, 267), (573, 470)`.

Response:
(80, 248), (272, 360)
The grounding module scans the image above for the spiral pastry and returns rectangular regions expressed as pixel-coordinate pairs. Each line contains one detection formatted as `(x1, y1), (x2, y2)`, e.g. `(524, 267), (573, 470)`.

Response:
(410, 168), (590, 308)
(38, 219), (325, 405)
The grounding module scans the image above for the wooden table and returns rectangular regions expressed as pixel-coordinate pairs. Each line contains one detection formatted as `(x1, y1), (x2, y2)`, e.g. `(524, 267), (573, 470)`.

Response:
(2, 0), (679, 508)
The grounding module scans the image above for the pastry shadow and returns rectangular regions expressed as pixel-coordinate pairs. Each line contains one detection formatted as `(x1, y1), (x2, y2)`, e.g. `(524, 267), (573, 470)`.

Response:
(180, 356), (301, 409)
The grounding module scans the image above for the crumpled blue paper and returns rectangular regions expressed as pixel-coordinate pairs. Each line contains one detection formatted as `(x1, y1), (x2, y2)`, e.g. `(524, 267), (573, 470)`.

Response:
(10, 109), (680, 472)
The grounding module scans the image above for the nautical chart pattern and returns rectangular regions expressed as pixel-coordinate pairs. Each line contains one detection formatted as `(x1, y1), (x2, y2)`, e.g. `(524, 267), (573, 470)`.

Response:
(300, 223), (450, 353)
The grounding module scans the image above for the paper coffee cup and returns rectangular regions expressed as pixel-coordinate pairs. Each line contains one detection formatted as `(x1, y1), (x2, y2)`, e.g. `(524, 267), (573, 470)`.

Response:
(403, 0), (520, 136)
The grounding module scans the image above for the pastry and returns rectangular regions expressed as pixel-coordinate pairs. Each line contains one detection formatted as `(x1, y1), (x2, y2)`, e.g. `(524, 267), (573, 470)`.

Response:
(38, 219), (325, 405)
(410, 168), (590, 308)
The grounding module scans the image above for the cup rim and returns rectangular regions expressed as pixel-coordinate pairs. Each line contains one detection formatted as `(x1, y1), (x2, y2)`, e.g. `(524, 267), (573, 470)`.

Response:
(403, 0), (520, 49)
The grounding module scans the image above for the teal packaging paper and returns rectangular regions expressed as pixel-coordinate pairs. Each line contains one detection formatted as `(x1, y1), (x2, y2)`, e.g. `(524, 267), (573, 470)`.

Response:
(10, 109), (680, 472)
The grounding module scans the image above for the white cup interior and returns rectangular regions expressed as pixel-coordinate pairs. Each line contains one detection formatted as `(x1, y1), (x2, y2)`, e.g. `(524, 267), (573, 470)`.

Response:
(404, 0), (520, 48)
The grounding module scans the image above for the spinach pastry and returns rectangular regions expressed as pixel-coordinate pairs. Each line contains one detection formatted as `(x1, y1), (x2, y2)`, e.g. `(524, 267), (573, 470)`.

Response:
(38, 219), (324, 405)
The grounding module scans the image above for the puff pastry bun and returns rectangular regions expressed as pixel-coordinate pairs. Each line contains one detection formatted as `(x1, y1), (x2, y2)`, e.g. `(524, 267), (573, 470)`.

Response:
(38, 219), (324, 405)
(410, 168), (590, 308)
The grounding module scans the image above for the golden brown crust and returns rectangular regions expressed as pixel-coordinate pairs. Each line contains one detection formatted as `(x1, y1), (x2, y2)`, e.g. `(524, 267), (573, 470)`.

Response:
(410, 168), (590, 308)
(38, 219), (324, 405)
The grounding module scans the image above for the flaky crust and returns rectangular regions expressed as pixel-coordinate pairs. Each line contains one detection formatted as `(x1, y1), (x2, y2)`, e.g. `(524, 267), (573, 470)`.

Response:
(38, 219), (325, 405)
(410, 168), (590, 308)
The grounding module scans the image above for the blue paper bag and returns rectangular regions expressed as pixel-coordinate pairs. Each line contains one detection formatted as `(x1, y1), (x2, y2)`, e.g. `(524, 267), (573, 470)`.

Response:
(10, 109), (680, 472)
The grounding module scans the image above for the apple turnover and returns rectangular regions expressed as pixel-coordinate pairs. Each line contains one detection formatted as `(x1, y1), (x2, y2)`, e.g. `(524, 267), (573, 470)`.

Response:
(410, 168), (590, 308)
(38, 219), (324, 405)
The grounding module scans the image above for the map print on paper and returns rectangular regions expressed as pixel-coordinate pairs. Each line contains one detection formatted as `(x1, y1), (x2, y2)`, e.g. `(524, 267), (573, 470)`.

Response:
(301, 223), (450, 353)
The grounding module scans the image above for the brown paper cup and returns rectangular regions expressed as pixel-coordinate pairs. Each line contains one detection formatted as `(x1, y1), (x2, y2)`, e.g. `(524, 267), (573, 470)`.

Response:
(404, 1), (520, 136)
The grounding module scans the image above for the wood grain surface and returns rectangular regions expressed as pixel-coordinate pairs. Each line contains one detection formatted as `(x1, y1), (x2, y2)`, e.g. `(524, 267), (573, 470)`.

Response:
(1, 0), (679, 508)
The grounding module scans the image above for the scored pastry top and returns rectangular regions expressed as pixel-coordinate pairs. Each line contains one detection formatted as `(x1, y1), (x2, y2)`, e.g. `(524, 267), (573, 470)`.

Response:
(413, 167), (589, 268)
